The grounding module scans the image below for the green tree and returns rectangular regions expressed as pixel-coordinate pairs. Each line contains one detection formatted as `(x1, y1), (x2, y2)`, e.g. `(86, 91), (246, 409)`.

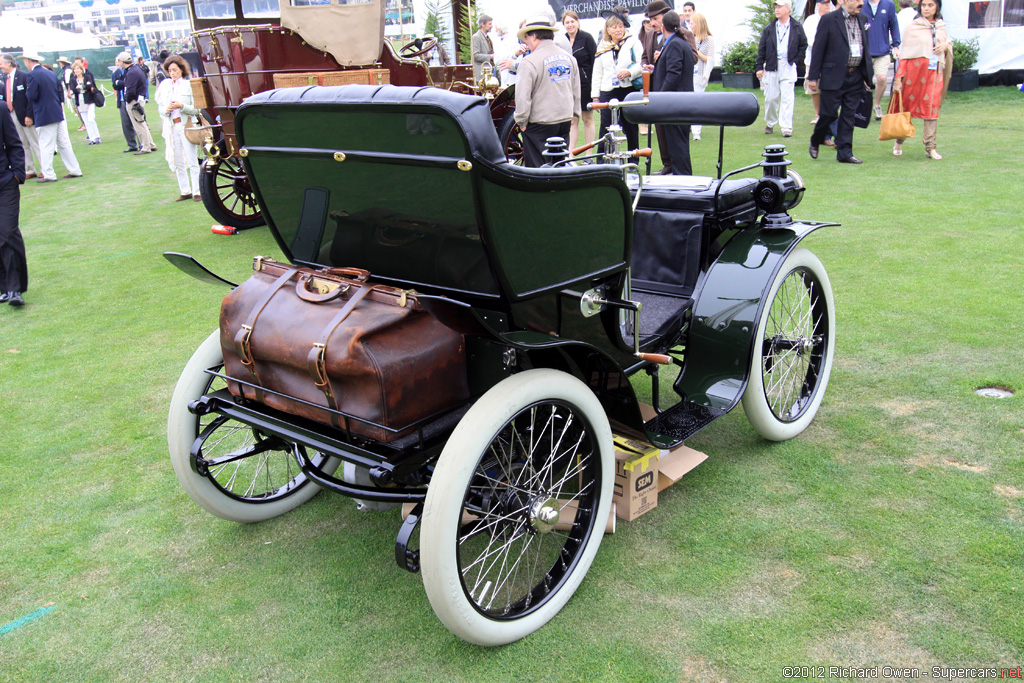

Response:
(423, 0), (451, 43)
(456, 1), (477, 64)
(745, 0), (776, 39)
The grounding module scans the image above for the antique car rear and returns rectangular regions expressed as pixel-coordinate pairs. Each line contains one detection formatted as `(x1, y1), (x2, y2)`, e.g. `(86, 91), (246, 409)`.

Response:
(167, 84), (835, 645)
(185, 0), (513, 229)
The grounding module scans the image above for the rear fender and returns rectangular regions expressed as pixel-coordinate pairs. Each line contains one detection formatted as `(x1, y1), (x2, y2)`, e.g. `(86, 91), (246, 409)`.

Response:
(675, 221), (837, 411)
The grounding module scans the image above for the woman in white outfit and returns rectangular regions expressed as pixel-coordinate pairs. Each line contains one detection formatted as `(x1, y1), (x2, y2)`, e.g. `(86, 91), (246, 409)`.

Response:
(690, 13), (714, 141)
(68, 63), (101, 144)
(158, 55), (201, 202)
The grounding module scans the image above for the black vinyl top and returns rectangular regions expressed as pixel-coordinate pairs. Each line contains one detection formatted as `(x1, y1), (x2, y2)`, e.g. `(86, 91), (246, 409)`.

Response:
(621, 91), (760, 127)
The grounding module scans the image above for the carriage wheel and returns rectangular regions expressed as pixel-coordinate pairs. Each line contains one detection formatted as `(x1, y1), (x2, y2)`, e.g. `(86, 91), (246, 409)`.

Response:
(497, 111), (524, 166)
(421, 369), (613, 646)
(199, 156), (266, 230)
(167, 330), (339, 522)
(742, 248), (835, 441)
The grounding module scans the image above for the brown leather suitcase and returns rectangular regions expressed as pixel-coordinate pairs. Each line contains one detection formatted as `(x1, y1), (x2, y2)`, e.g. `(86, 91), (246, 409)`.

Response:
(220, 257), (469, 442)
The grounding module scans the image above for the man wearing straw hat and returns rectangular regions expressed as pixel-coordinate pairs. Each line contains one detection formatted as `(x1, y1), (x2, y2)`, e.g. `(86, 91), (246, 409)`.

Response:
(513, 16), (580, 167)
(21, 51), (82, 182)
(0, 53), (40, 180)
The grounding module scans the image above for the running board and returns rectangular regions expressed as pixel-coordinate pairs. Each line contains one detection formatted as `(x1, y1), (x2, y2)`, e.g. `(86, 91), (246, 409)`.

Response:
(644, 400), (726, 443)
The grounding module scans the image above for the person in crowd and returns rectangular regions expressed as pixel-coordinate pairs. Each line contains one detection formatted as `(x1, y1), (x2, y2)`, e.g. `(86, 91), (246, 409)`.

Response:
(136, 57), (152, 96)
(806, 0), (873, 164)
(158, 54), (202, 200)
(756, 0), (808, 138)
(112, 55), (139, 153)
(513, 16), (580, 167)
(21, 52), (83, 182)
(119, 51), (158, 155)
(0, 95), (26, 307)
(803, 0), (839, 146)
(0, 54), (40, 179)
(471, 14), (495, 84)
(863, 0), (901, 119)
(890, 0), (951, 158)
(493, 24), (519, 86)
(563, 10), (597, 149)
(690, 13), (714, 141)
(896, 0), (917, 57)
(55, 56), (82, 132)
(681, 1), (696, 30)
(68, 61), (101, 144)
(593, 9), (642, 163)
(651, 10), (695, 174)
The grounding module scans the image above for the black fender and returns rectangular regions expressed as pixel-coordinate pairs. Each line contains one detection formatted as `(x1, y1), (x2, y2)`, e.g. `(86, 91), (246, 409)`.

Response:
(675, 220), (837, 412)
(163, 252), (238, 288)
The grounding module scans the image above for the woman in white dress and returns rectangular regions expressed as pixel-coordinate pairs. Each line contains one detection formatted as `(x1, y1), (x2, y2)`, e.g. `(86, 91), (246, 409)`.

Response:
(158, 55), (202, 202)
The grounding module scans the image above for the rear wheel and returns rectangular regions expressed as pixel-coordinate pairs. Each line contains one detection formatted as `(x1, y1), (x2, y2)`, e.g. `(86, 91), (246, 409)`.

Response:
(199, 156), (265, 230)
(742, 248), (835, 441)
(421, 369), (613, 646)
(167, 331), (339, 522)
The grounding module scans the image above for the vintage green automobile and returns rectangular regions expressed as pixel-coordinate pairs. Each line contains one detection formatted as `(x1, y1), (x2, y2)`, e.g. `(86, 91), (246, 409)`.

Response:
(166, 84), (835, 646)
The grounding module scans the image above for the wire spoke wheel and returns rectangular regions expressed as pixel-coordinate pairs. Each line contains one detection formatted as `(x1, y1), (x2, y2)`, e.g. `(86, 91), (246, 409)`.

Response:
(168, 331), (338, 522)
(199, 156), (265, 230)
(422, 369), (613, 646)
(458, 401), (598, 618)
(743, 248), (835, 441)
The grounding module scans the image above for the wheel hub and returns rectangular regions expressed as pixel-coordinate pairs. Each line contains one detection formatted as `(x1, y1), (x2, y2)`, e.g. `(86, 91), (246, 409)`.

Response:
(528, 495), (560, 534)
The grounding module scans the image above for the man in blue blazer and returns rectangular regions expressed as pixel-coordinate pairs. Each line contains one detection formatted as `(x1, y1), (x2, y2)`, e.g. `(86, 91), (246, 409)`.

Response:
(863, 0), (901, 118)
(21, 51), (82, 182)
(806, 0), (873, 163)
(651, 10), (695, 175)
(0, 54), (40, 179)
(0, 98), (26, 306)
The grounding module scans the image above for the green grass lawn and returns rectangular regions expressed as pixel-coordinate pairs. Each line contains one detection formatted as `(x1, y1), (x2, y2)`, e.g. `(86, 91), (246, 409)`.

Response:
(1, 86), (1021, 682)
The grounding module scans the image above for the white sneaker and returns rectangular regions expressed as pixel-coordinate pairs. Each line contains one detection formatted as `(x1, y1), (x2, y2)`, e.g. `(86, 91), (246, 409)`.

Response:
(693, 133), (701, 141)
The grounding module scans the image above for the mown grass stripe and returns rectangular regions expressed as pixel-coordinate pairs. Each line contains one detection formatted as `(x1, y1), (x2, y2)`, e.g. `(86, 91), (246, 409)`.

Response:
(0, 604), (57, 638)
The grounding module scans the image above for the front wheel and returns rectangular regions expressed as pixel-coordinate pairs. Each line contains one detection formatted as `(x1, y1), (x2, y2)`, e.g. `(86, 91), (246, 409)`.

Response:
(742, 248), (835, 441)
(497, 111), (524, 166)
(167, 330), (339, 522)
(421, 369), (613, 646)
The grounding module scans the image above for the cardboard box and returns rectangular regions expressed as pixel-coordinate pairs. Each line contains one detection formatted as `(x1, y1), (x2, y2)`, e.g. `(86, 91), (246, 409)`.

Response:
(613, 435), (660, 521)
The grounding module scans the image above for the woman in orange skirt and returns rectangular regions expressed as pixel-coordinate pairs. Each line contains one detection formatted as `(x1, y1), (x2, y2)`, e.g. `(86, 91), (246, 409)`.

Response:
(891, 0), (953, 159)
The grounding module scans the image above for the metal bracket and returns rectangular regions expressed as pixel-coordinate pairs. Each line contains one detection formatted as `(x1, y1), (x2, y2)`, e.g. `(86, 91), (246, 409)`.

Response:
(395, 502), (423, 573)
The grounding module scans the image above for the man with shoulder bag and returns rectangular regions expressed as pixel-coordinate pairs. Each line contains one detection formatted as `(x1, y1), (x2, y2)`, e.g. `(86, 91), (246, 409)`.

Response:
(118, 52), (157, 155)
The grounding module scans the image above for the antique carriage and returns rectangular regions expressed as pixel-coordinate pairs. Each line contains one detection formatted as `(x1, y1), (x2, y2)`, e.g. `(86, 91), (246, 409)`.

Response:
(166, 84), (835, 645)
(185, 0), (516, 229)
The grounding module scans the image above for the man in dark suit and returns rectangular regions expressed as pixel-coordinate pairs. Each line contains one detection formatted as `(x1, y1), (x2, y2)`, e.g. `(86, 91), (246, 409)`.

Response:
(651, 10), (695, 175)
(643, 0), (698, 175)
(0, 54), (39, 179)
(22, 52), (83, 182)
(0, 96), (26, 306)
(806, 0), (873, 163)
(112, 55), (139, 153)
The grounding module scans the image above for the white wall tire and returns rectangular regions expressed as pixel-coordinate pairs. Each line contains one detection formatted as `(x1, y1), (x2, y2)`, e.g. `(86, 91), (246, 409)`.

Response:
(420, 369), (614, 646)
(742, 248), (835, 441)
(167, 330), (339, 522)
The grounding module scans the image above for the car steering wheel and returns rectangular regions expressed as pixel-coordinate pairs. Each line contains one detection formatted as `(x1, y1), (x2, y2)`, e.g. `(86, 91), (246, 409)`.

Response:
(400, 37), (438, 60)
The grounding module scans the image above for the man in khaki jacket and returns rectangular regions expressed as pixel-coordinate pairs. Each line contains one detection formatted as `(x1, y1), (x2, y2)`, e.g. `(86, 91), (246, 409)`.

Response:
(513, 17), (580, 167)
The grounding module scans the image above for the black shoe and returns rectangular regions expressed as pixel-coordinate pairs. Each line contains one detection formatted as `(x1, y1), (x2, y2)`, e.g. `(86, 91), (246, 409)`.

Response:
(7, 291), (23, 306)
(838, 156), (863, 164)
(0, 292), (8, 302)
(809, 144), (819, 159)
(655, 166), (674, 175)
(123, 148), (139, 153)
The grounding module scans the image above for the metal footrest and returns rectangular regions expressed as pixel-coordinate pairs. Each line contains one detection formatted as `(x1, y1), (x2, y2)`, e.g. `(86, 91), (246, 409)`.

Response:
(644, 400), (726, 442)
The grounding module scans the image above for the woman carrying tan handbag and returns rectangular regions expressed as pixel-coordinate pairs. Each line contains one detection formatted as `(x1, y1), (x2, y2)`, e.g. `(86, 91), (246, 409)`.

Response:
(159, 54), (203, 201)
(890, 0), (953, 159)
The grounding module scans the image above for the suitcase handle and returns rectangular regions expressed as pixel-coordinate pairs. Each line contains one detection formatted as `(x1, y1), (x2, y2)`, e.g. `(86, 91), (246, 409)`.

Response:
(295, 274), (351, 303)
(321, 266), (370, 282)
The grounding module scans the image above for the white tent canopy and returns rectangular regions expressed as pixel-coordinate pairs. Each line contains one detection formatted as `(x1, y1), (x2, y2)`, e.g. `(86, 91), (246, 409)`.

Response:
(0, 15), (101, 54)
(471, 0), (1023, 74)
